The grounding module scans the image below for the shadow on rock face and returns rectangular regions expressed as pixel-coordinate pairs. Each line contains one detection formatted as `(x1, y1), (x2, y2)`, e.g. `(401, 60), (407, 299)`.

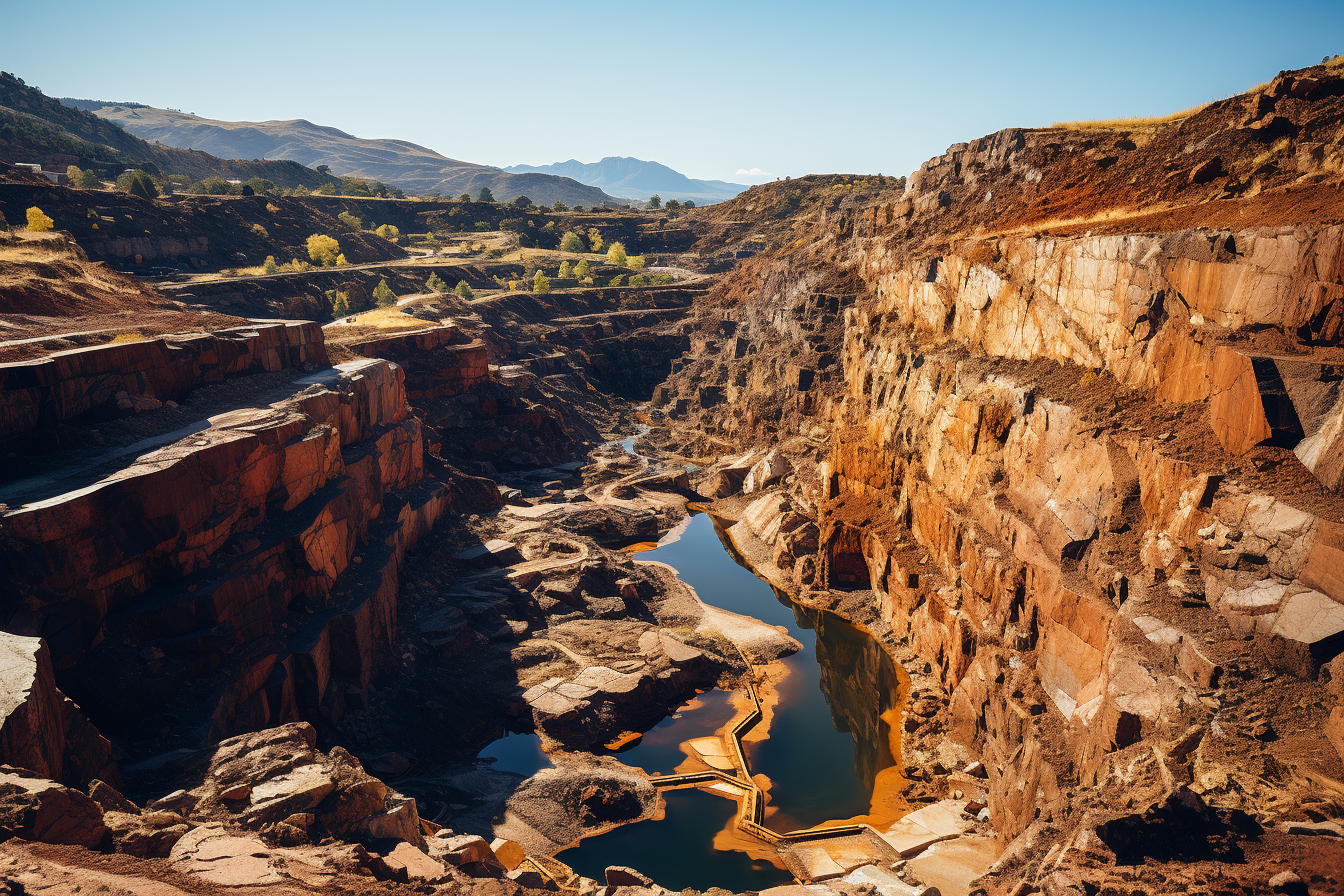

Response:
(1096, 787), (1263, 866)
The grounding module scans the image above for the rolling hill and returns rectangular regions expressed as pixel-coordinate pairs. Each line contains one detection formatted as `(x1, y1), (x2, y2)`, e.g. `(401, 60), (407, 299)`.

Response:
(505, 157), (747, 204)
(0, 72), (336, 189)
(68, 101), (617, 207)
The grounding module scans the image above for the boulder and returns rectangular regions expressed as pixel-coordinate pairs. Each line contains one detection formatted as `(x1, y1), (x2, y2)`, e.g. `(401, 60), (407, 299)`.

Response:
(743, 450), (791, 493)
(431, 833), (502, 868)
(182, 723), (422, 845)
(1260, 589), (1344, 677)
(0, 767), (107, 847)
(606, 865), (655, 887)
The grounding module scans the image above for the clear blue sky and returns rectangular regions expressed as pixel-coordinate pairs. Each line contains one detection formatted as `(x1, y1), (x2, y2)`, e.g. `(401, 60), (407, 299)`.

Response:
(3, 0), (1339, 184)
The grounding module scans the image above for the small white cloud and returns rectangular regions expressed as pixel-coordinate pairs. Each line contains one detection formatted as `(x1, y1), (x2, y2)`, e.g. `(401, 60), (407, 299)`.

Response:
(735, 167), (773, 179)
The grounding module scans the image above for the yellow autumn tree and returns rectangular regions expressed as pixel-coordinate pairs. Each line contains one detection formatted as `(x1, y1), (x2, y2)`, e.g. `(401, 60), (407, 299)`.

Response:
(307, 234), (340, 266)
(26, 207), (54, 232)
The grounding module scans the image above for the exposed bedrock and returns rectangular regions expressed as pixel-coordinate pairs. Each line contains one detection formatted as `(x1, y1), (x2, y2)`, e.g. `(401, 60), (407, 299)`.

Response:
(0, 348), (497, 760)
(653, 160), (1344, 889)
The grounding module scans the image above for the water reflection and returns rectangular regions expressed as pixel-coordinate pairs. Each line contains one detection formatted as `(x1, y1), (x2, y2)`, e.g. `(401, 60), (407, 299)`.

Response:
(559, 512), (906, 886)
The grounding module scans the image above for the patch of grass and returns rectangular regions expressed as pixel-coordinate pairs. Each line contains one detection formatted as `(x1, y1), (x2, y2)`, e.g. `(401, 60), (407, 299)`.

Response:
(109, 330), (146, 344)
(1051, 103), (1207, 131)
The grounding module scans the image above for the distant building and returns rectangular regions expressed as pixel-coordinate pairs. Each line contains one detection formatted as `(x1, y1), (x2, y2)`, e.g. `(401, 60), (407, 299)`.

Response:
(15, 163), (66, 185)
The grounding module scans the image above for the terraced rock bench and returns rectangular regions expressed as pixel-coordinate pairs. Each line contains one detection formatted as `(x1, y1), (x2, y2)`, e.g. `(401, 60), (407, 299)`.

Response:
(0, 320), (327, 441)
(0, 352), (465, 754)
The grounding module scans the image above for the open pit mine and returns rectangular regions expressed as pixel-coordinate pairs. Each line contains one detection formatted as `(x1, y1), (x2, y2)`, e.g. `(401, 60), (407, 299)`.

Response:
(1, 59), (1343, 896)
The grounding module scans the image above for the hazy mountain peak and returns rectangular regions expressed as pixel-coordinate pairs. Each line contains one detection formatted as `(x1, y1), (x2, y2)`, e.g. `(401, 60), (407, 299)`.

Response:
(505, 156), (746, 204)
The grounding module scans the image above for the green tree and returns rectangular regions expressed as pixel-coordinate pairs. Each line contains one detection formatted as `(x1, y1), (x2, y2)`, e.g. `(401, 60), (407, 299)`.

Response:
(665, 199), (682, 210)
(558, 260), (572, 278)
(574, 259), (590, 280)
(426, 272), (449, 292)
(307, 234), (341, 266)
(460, 193), (472, 202)
(559, 230), (584, 253)
(684, 200), (695, 209)
(337, 211), (363, 231)
(326, 288), (350, 316)
(195, 176), (231, 195)
(373, 279), (397, 306)
(455, 281), (474, 299)
(648, 194), (661, 209)
(513, 195), (533, 208)
(245, 177), (276, 195)
(117, 169), (158, 200)
(628, 255), (646, 270)
(605, 241), (627, 266)
(587, 228), (604, 252)
(316, 164), (331, 176)
(65, 165), (85, 187)
(478, 186), (495, 202)
(553, 200), (568, 211)
(263, 255), (279, 275)
(608, 274), (624, 287)
(375, 223), (400, 242)
(26, 207), (54, 232)
(533, 270), (551, 294)
(628, 273), (648, 287)
(314, 183), (337, 195)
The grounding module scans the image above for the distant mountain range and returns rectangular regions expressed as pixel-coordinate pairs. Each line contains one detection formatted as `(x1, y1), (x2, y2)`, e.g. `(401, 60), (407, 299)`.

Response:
(505, 157), (747, 204)
(63, 101), (617, 207)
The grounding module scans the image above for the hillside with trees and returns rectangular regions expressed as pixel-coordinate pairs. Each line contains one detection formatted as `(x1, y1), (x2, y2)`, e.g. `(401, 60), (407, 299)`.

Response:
(0, 73), (335, 189)
(71, 100), (619, 206)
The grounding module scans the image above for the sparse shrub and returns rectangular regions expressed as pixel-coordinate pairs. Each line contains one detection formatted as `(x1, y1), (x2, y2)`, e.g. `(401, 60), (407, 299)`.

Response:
(606, 241), (627, 266)
(513, 195), (533, 208)
(628, 255), (645, 270)
(335, 253), (348, 266)
(337, 211), (362, 231)
(314, 183), (337, 195)
(25, 207), (53, 232)
(560, 231), (584, 253)
(327, 289), (351, 316)
(473, 222), (492, 232)
(195, 177), (232, 195)
(373, 279), (397, 306)
(307, 234), (340, 266)
(426, 272), (448, 293)
(117, 170), (159, 200)
(478, 186), (495, 203)
(608, 274), (623, 287)
(266, 202), (281, 213)
(628, 273), (648, 287)
(648, 194), (661, 209)
(460, 193), (472, 202)
(375, 223), (400, 243)
(587, 228), (604, 252)
(574, 259), (590, 279)
(456, 281), (474, 299)
(263, 255), (279, 275)
(665, 199), (682, 211)
(558, 261), (572, 278)
(251, 223), (269, 238)
(553, 201), (568, 211)
(533, 270), (550, 294)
